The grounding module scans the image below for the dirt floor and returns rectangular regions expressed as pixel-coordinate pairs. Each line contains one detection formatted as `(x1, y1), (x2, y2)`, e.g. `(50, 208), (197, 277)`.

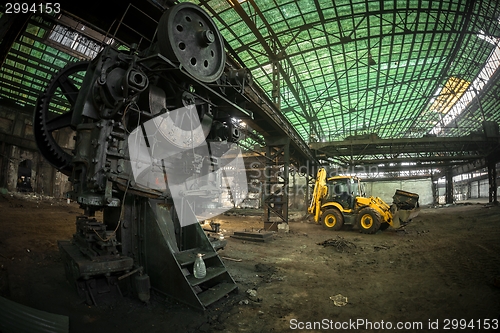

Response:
(1, 192), (500, 333)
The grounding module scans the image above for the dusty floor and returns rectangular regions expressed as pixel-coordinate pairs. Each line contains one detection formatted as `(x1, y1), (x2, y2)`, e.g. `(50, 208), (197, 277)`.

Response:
(1, 192), (500, 333)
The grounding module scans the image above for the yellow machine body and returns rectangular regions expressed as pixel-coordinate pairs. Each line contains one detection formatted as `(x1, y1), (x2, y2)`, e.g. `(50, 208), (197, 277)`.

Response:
(308, 168), (420, 234)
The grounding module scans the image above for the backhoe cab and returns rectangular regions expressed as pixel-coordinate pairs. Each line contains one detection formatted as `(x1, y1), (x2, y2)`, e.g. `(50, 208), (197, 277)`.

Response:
(308, 168), (420, 234)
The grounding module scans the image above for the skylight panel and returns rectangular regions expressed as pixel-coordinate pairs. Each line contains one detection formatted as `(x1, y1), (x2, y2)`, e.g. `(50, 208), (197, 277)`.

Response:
(431, 38), (500, 134)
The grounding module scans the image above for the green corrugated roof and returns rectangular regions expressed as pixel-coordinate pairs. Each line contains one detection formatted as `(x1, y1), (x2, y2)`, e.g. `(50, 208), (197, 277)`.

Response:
(1, 1), (500, 144)
(0, 16), (79, 109)
(186, 0), (500, 141)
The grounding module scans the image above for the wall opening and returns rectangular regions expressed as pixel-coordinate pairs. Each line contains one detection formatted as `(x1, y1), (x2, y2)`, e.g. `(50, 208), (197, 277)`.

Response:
(17, 159), (33, 192)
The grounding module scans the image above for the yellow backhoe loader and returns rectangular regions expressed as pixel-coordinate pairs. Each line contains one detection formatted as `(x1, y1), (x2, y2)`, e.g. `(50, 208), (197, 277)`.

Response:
(308, 168), (420, 234)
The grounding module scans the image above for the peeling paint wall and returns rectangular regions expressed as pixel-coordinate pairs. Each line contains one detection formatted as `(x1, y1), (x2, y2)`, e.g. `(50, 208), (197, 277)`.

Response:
(0, 105), (72, 198)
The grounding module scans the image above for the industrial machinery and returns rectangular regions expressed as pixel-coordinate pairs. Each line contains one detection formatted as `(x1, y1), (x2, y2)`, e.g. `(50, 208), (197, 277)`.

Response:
(33, 3), (252, 310)
(308, 168), (420, 234)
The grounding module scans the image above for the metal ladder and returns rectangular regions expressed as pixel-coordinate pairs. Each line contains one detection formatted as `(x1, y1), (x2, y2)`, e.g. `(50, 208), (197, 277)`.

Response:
(141, 200), (237, 310)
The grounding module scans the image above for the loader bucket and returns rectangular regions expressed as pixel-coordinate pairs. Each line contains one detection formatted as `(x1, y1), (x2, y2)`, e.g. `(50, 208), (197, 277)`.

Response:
(391, 189), (420, 229)
(393, 190), (419, 209)
(393, 207), (420, 228)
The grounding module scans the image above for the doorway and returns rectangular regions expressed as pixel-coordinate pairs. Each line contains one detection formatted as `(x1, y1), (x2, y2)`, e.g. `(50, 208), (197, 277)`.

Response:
(17, 159), (33, 192)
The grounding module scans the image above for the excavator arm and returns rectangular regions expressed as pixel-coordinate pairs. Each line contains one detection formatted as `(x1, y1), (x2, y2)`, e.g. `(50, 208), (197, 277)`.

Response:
(308, 168), (328, 223)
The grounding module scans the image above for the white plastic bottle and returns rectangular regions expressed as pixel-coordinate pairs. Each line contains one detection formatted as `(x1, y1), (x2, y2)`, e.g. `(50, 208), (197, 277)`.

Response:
(193, 253), (206, 279)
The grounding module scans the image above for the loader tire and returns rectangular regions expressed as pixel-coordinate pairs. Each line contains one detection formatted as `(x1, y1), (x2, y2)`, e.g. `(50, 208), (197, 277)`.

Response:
(321, 209), (344, 231)
(357, 207), (382, 234)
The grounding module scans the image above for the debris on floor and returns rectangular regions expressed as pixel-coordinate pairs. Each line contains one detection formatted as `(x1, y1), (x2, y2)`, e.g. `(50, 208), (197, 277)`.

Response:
(246, 289), (260, 302)
(330, 294), (348, 306)
(277, 223), (290, 233)
(2, 195), (500, 332)
(231, 230), (274, 242)
(254, 263), (283, 283)
(317, 236), (356, 252)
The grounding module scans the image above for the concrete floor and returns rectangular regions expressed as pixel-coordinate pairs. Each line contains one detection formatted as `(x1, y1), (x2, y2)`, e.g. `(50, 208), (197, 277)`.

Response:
(1, 192), (500, 332)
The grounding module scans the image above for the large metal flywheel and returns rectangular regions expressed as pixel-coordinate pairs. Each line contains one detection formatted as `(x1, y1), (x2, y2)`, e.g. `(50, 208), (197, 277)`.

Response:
(157, 2), (226, 83)
(33, 61), (89, 176)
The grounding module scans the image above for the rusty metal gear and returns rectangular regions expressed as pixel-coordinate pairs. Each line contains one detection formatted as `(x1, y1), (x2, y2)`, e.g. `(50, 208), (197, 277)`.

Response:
(33, 61), (89, 176)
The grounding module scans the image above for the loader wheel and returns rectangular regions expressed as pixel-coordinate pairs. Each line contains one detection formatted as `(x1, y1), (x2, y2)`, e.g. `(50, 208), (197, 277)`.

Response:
(357, 207), (381, 234)
(321, 209), (344, 231)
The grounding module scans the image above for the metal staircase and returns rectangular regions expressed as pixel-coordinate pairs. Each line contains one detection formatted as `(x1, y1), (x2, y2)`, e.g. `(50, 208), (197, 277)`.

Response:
(142, 199), (237, 310)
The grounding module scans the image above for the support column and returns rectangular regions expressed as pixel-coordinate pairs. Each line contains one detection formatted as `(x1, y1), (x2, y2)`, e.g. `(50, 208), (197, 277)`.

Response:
(263, 137), (289, 231)
(431, 174), (439, 205)
(290, 167), (296, 209)
(0, 141), (7, 188)
(445, 169), (454, 204)
(305, 172), (310, 215)
(488, 158), (498, 204)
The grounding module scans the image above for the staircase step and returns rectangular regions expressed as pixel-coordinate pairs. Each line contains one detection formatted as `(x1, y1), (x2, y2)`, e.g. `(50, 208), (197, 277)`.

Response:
(187, 266), (227, 287)
(197, 282), (238, 307)
(174, 248), (218, 267)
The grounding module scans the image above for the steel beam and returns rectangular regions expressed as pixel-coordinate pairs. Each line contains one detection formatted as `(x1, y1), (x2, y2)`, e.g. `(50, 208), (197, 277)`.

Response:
(310, 134), (499, 169)
(263, 136), (290, 231)
(0, 6), (33, 68)
(225, 53), (317, 170)
(408, 0), (476, 133)
(224, 0), (322, 140)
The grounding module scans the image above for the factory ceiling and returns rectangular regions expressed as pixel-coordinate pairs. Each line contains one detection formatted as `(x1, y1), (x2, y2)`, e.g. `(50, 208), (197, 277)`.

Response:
(193, 0), (500, 142)
(1, 0), (500, 147)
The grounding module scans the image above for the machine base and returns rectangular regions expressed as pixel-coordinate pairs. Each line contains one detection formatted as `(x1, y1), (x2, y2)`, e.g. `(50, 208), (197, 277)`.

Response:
(58, 240), (134, 305)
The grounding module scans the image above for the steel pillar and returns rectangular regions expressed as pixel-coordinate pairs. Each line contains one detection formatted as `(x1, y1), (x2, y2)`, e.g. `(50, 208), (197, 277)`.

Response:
(0, 142), (7, 188)
(263, 137), (290, 231)
(488, 159), (498, 204)
(430, 173), (439, 205)
(445, 169), (454, 204)
(305, 172), (310, 214)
